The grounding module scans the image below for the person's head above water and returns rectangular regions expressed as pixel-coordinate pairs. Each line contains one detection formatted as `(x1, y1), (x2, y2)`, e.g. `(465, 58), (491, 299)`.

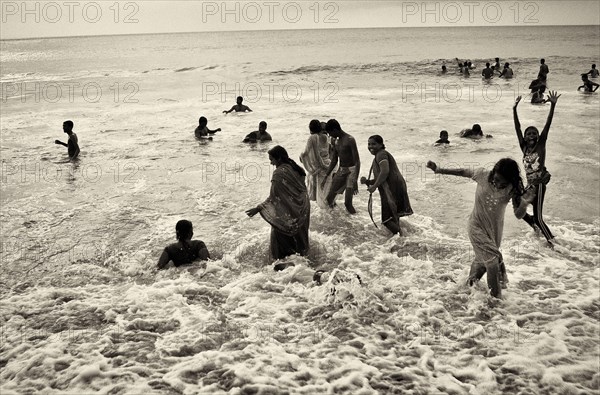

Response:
(540, 58), (545, 64)
(592, 64), (597, 69)
(471, 124), (482, 135)
(581, 73), (589, 81)
(198, 116), (207, 126)
(504, 62), (510, 68)
(63, 120), (73, 133)
(486, 62), (490, 68)
(259, 121), (267, 131)
(442, 65), (447, 71)
(309, 119), (321, 134)
(236, 96), (243, 104)
(439, 130), (448, 139)
(175, 219), (193, 241)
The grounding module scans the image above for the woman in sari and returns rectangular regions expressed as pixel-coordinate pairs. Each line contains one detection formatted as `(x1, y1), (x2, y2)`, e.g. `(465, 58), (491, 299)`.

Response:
(360, 135), (413, 235)
(246, 146), (310, 268)
(299, 119), (332, 208)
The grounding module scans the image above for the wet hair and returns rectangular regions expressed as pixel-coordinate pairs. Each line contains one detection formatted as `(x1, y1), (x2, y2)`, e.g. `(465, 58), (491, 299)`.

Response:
(63, 120), (74, 129)
(237, 96), (243, 102)
(368, 135), (386, 149)
(440, 130), (448, 137)
(175, 220), (193, 241)
(309, 119), (322, 134)
(199, 116), (207, 125)
(442, 65), (447, 70)
(593, 64), (597, 68)
(472, 124), (482, 135)
(488, 158), (524, 198)
(524, 126), (539, 138)
(325, 119), (341, 133)
(259, 121), (267, 129)
(581, 73), (589, 79)
(268, 145), (306, 177)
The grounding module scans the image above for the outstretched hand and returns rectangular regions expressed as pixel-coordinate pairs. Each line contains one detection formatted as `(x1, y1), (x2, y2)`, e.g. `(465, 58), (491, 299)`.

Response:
(426, 160), (438, 173)
(245, 207), (260, 217)
(360, 176), (368, 185)
(546, 90), (561, 104)
(514, 95), (522, 108)
(54, 140), (61, 145)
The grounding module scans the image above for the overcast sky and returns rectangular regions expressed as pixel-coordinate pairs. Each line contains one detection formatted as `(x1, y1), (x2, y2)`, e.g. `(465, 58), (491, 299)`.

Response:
(1, 0), (599, 40)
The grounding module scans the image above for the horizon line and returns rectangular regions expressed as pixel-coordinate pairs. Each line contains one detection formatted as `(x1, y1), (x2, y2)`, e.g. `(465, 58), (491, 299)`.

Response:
(2, 24), (598, 42)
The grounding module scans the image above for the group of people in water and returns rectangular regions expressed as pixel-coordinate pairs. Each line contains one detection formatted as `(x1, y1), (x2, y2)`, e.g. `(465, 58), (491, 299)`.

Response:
(54, 55), (592, 299)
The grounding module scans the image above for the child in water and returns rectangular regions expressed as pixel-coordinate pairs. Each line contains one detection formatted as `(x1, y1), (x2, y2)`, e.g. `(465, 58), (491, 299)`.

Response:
(435, 130), (450, 145)
(426, 158), (535, 298)
(195, 116), (221, 139)
(157, 220), (210, 269)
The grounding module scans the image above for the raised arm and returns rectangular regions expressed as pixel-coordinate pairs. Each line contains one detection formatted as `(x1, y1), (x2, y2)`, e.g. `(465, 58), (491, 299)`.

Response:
(540, 90), (560, 140)
(426, 161), (472, 178)
(513, 96), (524, 148)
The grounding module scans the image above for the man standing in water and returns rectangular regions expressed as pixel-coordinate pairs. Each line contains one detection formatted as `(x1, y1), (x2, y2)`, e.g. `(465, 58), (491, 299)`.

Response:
(539, 59), (549, 80)
(55, 120), (79, 160)
(322, 119), (360, 214)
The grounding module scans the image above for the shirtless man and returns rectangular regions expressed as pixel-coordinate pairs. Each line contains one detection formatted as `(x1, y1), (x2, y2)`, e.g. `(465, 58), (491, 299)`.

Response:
(223, 96), (252, 114)
(54, 120), (80, 160)
(481, 63), (494, 80)
(243, 121), (272, 143)
(587, 64), (599, 78)
(322, 119), (360, 214)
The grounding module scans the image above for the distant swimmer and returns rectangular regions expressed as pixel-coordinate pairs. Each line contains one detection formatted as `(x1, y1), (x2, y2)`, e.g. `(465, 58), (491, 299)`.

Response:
(529, 78), (547, 104)
(435, 130), (450, 145)
(481, 62), (494, 80)
(460, 124), (491, 139)
(539, 58), (549, 80)
(499, 63), (514, 79)
(493, 57), (501, 71)
(467, 61), (475, 69)
(194, 116), (221, 140)
(243, 121), (272, 143)
(54, 120), (80, 161)
(157, 220), (210, 270)
(322, 119), (360, 214)
(441, 64), (447, 74)
(223, 96), (252, 114)
(578, 74), (600, 92)
(587, 64), (599, 78)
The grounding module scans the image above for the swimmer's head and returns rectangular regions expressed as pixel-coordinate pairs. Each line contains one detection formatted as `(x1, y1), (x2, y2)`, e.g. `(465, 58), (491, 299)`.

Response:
(581, 73), (589, 81)
(593, 64), (597, 69)
(309, 119), (321, 134)
(504, 62), (510, 68)
(175, 220), (193, 241)
(442, 65), (447, 71)
(63, 120), (73, 133)
(472, 124), (482, 135)
(259, 121), (267, 131)
(495, 57), (500, 62)
(486, 62), (490, 67)
(540, 58), (545, 64)
(198, 116), (207, 126)
(440, 130), (448, 139)
(236, 96), (243, 104)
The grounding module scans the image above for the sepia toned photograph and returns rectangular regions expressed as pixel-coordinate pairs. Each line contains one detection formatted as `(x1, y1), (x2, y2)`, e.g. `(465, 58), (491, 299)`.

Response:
(1, 1), (599, 394)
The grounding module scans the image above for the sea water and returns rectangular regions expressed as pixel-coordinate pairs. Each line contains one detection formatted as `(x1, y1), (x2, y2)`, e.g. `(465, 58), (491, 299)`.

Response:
(1, 26), (599, 394)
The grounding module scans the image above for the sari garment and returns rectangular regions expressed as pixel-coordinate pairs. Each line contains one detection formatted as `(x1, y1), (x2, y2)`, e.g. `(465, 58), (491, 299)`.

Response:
(300, 133), (332, 208)
(259, 163), (310, 261)
(370, 150), (413, 227)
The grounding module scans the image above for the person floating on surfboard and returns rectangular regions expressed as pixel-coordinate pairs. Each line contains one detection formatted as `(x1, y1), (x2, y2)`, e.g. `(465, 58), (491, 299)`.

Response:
(54, 120), (80, 161)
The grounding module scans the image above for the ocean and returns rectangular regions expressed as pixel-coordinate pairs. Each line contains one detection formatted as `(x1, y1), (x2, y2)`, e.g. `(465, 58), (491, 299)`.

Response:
(1, 25), (599, 394)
